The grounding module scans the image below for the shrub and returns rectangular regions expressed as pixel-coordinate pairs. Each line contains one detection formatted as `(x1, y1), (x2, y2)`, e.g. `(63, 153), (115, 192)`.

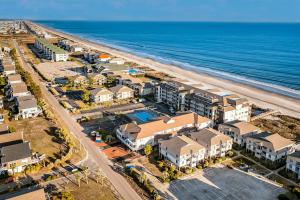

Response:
(227, 150), (234, 157)
(8, 126), (16, 133)
(196, 165), (202, 170)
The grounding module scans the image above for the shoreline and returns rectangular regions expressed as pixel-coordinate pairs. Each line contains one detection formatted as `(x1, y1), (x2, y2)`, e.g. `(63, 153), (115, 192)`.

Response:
(35, 22), (300, 118)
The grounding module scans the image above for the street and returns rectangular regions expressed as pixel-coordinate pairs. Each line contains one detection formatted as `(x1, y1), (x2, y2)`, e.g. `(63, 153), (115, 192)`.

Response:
(13, 40), (142, 200)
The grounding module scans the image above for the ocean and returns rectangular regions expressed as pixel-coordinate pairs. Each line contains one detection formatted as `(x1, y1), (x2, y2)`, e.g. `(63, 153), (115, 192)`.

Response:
(35, 21), (300, 99)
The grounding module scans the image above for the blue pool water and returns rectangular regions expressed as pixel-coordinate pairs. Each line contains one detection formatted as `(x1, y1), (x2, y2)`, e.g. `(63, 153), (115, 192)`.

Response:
(128, 68), (138, 75)
(127, 110), (159, 123)
(36, 21), (300, 99)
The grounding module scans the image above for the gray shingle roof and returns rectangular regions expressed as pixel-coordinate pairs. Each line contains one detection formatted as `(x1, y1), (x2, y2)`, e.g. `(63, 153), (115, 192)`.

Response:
(0, 142), (31, 163)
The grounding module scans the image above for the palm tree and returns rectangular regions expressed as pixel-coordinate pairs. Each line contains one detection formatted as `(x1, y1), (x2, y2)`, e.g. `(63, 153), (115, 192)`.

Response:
(82, 166), (90, 184)
(138, 172), (147, 184)
(95, 168), (104, 185)
(74, 173), (82, 187)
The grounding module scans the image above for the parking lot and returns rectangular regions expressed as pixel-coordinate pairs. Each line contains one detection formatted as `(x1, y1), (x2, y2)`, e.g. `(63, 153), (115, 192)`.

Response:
(165, 165), (285, 200)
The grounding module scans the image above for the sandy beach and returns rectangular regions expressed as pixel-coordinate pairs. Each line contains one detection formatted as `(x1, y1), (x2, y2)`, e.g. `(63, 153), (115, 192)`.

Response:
(37, 23), (300, 118)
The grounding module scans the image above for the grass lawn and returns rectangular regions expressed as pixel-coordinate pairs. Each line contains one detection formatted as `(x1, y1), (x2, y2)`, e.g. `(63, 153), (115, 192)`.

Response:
(267, 174), (292, 187)
(63, 178), (119, 200)
(232, 156), (271, 176)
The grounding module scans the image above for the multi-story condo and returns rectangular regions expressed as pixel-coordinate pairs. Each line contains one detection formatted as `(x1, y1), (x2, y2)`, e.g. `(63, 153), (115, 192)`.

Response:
(90, 88), (114, 103)
(88, 74), (107, 85)
(5, 82), (31, 101)
(218, 120), (260, 147)
(35, 38), (68, 62)
(155, 81), (194, 111)
(6, 74), (22, 85)
(185, 89), (251, 124)
(189, 128), (233, 158)
(246, 132), (295, 162)
(156, 81), (251, 124)
(109, 85), (134, 100)
(286, 151), (300, 179)
(159, 135), (205, 168)
(116, 112), (212, 151)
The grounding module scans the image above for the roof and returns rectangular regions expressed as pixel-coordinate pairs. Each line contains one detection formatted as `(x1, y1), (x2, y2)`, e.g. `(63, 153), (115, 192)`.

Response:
(221, 121), (260, 135)
(10, 82), (28, 94)
(248, 132), (295, 151)
(110, 57), (125, 62)
(160, 135), (205, 156)
(18, 97), (38, 110)
(119, 112), (211, 140)
(288, 151), (300, 159)
(90, 88), (113, 96)
(99, 54), (110, 59)
(190, 128), (232, 147)
(0, 188), (46, 200)
(0, 142), (31, 163)
(36, 37), (66, 54)
(0, 131), (23, 148)
(89, 73), (106, 80)
(7, 74), (22, 82)
(109, 85), (134, 93)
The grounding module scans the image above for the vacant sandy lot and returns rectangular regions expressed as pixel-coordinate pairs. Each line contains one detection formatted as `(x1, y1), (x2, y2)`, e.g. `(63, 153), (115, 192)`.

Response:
(37, 61), (83, 80)
(165, 165), (285, 200)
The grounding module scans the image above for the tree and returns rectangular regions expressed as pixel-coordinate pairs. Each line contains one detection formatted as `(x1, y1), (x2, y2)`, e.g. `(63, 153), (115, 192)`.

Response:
(8, 126), (16, 133)
(161, 171), (169, 182)
(10, 163), (17, 175)
(138, 172), (147, 184)
(81, 90), (90, 103)
(74, 173), (82, 187)
(144, 144), (152, 157)
(95, 168), (104, 185)
(81, 166), (90, 184)
(59, 191), (74, 200)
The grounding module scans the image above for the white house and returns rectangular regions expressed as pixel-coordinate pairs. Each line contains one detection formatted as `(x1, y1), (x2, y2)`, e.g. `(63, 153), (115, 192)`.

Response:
(159, 135), (205, 168)
(189, 128), (233, 158)
(218, 120), (260, 147)
(5, 82), (31, 101)
(6, 74), (22, 85)
(98, 54), (111, 62)
(109, 85), (134, 100)
(116, 112), (212, 151)
(90, 88), (114, 103)
(109, 57), (126, 65)
(286, 151), (300, 179)
(16, 95), (42, 119)
(246, 132), (295, 162)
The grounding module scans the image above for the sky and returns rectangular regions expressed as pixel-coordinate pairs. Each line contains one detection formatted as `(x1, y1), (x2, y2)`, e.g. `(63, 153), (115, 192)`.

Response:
(1, 0), (300, 22)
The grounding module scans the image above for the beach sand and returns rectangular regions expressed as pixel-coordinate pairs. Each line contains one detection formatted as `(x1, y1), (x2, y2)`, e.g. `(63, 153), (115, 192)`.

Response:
(37, 23), (300, 118)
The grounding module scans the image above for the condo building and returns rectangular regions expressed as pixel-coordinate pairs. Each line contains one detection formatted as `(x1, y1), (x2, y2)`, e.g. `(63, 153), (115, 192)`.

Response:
(116, 112), (212, 151)
(156, 81), (251, 124)
(159, 135), (205, 168)
(286, 151), (300, 179)
(35, 38), (68, 62)
(218, 120), (260, 147)
(246, 132), (295, 162)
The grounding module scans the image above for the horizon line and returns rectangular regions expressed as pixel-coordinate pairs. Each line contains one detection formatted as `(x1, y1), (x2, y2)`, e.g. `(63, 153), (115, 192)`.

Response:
(1, 18), (300, 24)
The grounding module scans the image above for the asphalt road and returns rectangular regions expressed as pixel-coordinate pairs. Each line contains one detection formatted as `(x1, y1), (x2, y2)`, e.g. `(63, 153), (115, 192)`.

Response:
(13, 40), (142, 200)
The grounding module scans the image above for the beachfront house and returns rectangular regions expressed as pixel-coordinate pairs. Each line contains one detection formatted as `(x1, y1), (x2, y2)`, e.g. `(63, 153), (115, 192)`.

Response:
(218, 120), (260, 147)
(98, 54), (111, 62)
(109, 57), (126, 65)
(159, 135), (205, 168)
(116, 112), (212, 151)
(0, 188), (46, 200)
(109, 85), (134, 100)
(189, 128), (233, 159)
(90, 88), (114, 103)
(286, 151), (300, 179)
(246, 132), (295, 162)
(1, 62), (16, 76)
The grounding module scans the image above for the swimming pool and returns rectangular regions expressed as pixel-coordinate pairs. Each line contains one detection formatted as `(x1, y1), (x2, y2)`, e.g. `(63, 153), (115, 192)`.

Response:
(127, 110), (159, 123)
